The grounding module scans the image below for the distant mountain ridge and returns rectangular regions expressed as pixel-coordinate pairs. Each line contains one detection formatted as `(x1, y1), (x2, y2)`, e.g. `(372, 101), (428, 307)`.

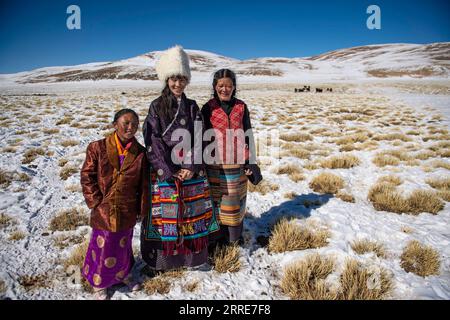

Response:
(2, 42), (449, 84)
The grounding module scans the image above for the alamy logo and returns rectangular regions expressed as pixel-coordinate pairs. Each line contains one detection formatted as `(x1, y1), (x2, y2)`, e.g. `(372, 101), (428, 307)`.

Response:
(367, 5), (381, 30)
(66, 5), (81, 30)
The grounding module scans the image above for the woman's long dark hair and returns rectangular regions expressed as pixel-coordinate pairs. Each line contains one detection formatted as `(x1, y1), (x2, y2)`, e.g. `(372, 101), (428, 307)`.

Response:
(212, 69), (237, 101)
(158, 83), (176, 123)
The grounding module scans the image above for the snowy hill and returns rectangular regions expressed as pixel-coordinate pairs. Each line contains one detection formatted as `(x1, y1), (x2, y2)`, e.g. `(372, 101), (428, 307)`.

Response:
(1, 42), (449, 85)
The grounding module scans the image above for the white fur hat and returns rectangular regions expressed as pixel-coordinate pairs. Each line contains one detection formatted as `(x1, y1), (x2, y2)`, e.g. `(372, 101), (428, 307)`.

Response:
(155, 45), (191, 83)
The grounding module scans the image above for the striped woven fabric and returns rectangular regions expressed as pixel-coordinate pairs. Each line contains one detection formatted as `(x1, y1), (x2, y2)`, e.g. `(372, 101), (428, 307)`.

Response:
(145, 172), (219, 256)
(206, 164), (248, 226)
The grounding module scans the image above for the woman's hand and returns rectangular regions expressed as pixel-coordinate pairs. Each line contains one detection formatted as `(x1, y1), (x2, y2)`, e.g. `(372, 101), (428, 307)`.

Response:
(244, 168), (253, 176)
(173, 169), (194, 181)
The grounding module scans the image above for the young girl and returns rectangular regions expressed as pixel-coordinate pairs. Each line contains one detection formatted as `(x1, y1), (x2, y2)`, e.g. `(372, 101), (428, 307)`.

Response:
(80, 109), (148, 299)
(202, 69), (261, 247)
(141, 45), (218, 273)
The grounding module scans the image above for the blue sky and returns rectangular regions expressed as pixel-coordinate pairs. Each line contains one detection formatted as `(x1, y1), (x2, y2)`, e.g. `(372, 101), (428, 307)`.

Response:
(0, 0), (449, 73)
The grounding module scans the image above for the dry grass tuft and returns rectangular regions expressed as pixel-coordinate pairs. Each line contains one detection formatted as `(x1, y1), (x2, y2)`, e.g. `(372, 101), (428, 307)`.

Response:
(56, 116), (74, 125)
(377, 175), (402, 186)
(284, 191), (298, 199)
(336, 191), (355, 203)
(280, 133), (313, 142)
(184, 280), (200, 292)
(281, 254), (337, 300)
(61, 139), (79, 147)
(53, 234), (86, 249)
(18, 274), (50, 291)
(22, 148), (45, 164)
(63, 239), (93, 293)
(320, 154), (361, 169)
(400, 240), (440, 277)
(59, 165), (79, 180)
(338, 260), (393, 300)
(351, 239), (386, 258)
(276, 164), (301, 175)
(248, 180), (279, 195)
(43, 128), (60, 134)
(49, 207), (89, 231)
(431, 160), (450, 170)
(143, 277), (171, 295)
(373, 133), (412, 142)
(368, 183), (410, 214)
(212, 244), (241, 273)
(335, 133), (369, 145)
(268, 218), (330, 253)
(8, 230), (26, 241)
(309, 172), (344, 194)
(372, 154), (400, 167)
(407, 190), (445, 215)
(0, 279), (6, 295)
(368, 183), (444, 215)
(0, 213), (16, 229)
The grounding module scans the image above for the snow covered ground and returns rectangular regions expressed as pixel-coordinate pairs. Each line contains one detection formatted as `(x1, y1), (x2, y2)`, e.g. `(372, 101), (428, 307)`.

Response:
(0, 79), (449, 300)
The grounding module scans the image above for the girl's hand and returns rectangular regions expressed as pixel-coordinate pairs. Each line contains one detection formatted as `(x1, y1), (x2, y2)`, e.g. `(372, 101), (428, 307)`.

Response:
(173, 169), (194, 181)
(173, 170), (183, 180)
(245, 169), (252, 176)
(180, 169), (194, 181)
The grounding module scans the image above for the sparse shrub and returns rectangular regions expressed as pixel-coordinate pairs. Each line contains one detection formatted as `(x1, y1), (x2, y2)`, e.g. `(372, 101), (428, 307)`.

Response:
(368, 183), (444, 215)
(43, 128), (60, 134)
(372, 154), (400, 167)
(276, 164), (301, 175)
(184, 280), (200, 292)
(268, 218), (330, 253)
(281, 254), (337, 300)
(212, 244), (241, 273)
(338, 260), (393, 300)
(351, 239), (386, 258)
(53, 234), (85, 249)
(22, 148), (45, 164)
(373, 133), (411, 142)
(336, 191), (355, 203)
(280, 133), (313, 142)
(0, 213), (16, 229)
(0, 279), (6, 294)
(49, 207), (89, 231)
(289, 172), (305, 182)
(284, 191), (298, 199)
(432, 160), (450, 170)
(368, 182), (409, 214)
(58, 158), (69, 167)
(377, 175), (402, 186)
(143, 277), (171, 295)
(407, 190), (444, 215)
(59, 165), (79, 180)
(309, 172), (344, 194)
(320, 154), (361, 169)
(2, 147), (17, 153)
(8, 230), (26, 241)
(56, 116), (74, 125)
(335, 133), (369, 145)
(61, 139), (79, 147)
(248, 180), (279, 195)
(18, 274), (49, 291)
(400, 240), (440, 277)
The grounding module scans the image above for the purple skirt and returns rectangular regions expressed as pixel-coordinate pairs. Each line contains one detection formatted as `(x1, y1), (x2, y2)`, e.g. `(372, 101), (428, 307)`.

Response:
(82, 228), (134, 289)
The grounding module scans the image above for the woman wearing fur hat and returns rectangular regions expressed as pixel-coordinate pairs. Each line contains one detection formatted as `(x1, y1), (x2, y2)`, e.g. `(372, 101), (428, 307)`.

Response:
(202, 68), (261, 248)
(141, 46), (219, 273)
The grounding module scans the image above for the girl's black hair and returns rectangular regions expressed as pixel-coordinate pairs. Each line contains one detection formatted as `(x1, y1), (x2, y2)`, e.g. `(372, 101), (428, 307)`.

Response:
(113, 108), (139, 123)
(158, 82), (177, 123)
(212, 69), (237, 101)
